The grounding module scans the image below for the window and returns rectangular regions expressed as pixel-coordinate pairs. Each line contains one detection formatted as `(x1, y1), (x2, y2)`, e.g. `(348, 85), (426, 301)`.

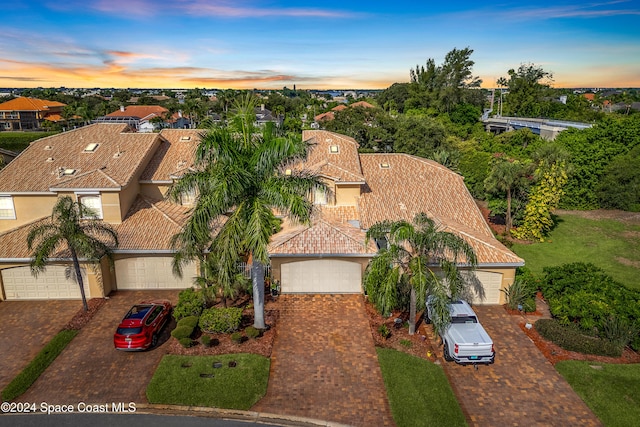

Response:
(313, 186), (327, 205)
(0, 196), (16, 219)
(83, 143), (99, 153)
(77, 194), (103, 219)
(329, 145), (339, 153)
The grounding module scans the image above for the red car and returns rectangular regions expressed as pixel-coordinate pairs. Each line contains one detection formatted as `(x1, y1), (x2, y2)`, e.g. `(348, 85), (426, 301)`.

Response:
(114, 300), (172, 351)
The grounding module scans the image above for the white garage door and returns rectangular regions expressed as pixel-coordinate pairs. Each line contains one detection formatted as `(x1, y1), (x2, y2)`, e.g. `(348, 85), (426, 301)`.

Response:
(470, 270), (503, 305)
(1, 265), (89, 300)
(281, 259), (362, 293)
(115, 257), (196, 290)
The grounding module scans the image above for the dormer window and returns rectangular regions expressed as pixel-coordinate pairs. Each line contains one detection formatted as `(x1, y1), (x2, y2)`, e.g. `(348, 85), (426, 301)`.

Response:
(76, 193), (103, 219)
(329, 145), (339, 154)
(380, 162), (390, 169)
(83, 143), (99, 153)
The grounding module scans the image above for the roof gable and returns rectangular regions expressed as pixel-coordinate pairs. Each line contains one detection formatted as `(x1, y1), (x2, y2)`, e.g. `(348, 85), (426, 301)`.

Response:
(300, 130), (365, 183)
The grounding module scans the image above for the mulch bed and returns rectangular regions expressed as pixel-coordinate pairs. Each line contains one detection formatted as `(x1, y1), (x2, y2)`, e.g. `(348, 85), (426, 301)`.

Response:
(364, 297), (436, 360)
(166, 308), (279, 358)
(63, 298), (107, 331)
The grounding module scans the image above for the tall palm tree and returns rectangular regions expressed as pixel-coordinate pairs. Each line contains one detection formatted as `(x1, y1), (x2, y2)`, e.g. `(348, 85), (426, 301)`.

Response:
(484, 159), (526, 234)
(365, 213), (478, 335)
(27, 196), (118, 311)
(169, 94), (323, 328)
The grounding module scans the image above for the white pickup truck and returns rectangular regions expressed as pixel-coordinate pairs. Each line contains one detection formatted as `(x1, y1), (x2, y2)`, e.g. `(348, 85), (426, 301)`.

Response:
(426, 299), (495, 365)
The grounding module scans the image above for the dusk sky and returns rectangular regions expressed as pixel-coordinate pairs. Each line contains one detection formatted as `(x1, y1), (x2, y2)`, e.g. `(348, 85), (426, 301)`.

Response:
(1, 1), (639, 90)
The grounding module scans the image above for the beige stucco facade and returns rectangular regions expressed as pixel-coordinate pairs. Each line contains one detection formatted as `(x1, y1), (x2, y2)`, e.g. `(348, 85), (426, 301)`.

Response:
(0, 194), (57, 233)
(335, 184), (361, 206)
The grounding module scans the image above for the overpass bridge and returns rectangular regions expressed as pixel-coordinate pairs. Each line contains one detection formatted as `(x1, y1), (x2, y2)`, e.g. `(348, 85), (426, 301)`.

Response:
(482, 116), (593, 140)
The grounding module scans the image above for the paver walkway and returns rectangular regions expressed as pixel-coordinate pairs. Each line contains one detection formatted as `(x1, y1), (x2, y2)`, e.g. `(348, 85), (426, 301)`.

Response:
(423, 305), (602, 427)
(252, 294), (394, 426)
(18, 290), (180, 405)
(0, 300), (79, 392)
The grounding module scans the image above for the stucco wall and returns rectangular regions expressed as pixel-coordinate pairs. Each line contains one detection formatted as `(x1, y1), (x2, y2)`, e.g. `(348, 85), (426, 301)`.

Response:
(0, 194), (57, 233)
(335, 184), (361, 206)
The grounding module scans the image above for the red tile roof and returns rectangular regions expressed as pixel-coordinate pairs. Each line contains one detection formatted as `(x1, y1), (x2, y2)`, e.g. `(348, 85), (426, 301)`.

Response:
(106, 105), (168, 120)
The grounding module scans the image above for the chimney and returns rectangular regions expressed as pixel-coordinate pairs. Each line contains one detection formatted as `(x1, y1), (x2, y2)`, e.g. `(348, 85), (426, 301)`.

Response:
(120, 105), (125, 112)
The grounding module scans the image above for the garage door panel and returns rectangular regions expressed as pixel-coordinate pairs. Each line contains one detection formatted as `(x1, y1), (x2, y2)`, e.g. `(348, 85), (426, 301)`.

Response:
(2, 266), (89, 300)
(470, 271), (502, 305)
(281, 259), (362, 293)
(115, 257), (196, 290)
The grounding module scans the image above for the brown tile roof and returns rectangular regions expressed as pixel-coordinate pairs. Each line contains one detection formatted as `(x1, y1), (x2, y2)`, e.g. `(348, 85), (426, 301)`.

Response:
(0, 97), (65, 111)
(0, 217), (50, 259)
(332, 105), (348, 111)
(114, 196), (191, 251)
(350, 101), (375, 108)
(140, 129), (203, 182)
(269, 217), (377, 256)
(301, 130), (365, 183)
(358, 153), (523, 265)
(314, 111), (334, 122)
(0, 124), (160, 192)
(106, 105), (168, 120)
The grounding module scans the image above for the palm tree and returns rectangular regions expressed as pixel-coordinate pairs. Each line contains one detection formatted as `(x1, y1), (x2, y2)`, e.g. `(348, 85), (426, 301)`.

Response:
(365, 213), (478, 336)
(484, 159), (526, 234)
(27, 196), (118, 311)
(169, 94), (323, 329)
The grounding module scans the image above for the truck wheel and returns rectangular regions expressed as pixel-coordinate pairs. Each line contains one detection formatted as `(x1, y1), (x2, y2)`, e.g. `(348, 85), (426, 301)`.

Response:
(151, 333), (158, 348)
(443, 342), (453, 361)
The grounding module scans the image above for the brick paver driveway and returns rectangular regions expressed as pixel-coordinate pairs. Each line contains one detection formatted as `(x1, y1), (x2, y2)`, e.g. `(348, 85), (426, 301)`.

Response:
(252, 295), (394, 426)
(431, 306), (601, 427)
(18, 290), (180, 405)
(0, 300), (79, 393)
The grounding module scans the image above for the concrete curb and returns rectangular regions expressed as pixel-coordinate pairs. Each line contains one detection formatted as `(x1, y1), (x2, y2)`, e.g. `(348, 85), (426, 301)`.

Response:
(136, 403), (353, 427)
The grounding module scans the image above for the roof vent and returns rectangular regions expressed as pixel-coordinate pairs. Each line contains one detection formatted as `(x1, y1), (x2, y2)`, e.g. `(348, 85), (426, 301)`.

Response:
(58, 167), (76, 177)
(180, 136), (191, 141)
(380, 162), (390, 169)
(44, 145), (53, 150)
(176, 160), (187, 169)
(46, 157), (54, 162)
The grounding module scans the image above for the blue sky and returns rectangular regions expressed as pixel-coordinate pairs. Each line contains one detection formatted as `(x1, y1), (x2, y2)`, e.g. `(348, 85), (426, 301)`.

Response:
(1, 0), (638, 89)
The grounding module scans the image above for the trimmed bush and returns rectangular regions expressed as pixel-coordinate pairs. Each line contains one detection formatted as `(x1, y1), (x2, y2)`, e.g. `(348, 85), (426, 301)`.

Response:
(178, 337), (194, 348)
(177, 316), (200, 329)
(535, 319), (621, 357)
(201, 335), (212, 347)
(173, 288), (206, 321)
(171, 325), (194, 340)
(245, 326), (260, 339)
(199, 307), (243, 333)
(231, 332), (243, 344)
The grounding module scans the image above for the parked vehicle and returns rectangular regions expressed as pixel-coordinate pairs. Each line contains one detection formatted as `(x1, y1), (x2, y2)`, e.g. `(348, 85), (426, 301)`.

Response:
(426, 298), (495, 365)
(114, 300), (172, 351)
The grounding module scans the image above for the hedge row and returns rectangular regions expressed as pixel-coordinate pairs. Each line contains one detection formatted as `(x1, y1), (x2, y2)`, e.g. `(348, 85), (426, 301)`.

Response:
(535, 319), (622, 357)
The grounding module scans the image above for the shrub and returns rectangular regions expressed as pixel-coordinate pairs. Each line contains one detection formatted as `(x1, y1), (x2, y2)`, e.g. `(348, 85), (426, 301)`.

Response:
(400, 339), (412, 348)
(501, 278), (536, 311)
(602, 316), (640, 351)
(245, 326), (260, 339)
(535, 319), (621, 357)
(178, 337), (194, 348)
(177, 316), (200, 329)
(171, 325), (194, 340)
(199, 307), (243, 333)
(201, 335), (212, 347)
(378, 324), (391, 339)
(173, 288), (206, 321)
(231, 332), (243, 344)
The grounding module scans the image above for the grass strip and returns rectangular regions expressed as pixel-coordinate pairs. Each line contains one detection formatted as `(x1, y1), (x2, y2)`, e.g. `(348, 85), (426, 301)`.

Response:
(1, 329), (78, 401)
(377, 347), (467, 427)
(555, 361), (640, 427)
(146, 354), (270, 410)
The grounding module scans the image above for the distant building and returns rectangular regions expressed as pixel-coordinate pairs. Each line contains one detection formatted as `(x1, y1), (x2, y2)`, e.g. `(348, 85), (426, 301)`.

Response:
(93, 105), (170, 132)
(0, 97), (66, 130)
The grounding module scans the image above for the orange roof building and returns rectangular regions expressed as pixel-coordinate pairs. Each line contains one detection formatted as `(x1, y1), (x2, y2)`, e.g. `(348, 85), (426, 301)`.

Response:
(0, 97), (66, 131)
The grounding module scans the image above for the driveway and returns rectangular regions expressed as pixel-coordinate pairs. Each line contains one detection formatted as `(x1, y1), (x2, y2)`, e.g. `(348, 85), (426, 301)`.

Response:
(252, 294), (394, 427)
(0, 300), (80, 393)
(428, 305), (602, 427)
(17, 290), (180, 405)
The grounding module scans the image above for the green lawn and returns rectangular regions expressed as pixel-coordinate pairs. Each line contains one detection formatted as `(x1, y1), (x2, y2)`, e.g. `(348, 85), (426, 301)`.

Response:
(146, 354), (270, 410)
(555, 361), (640, 427)
(376, 348), (467, 427)
(511, 214), (640, 290)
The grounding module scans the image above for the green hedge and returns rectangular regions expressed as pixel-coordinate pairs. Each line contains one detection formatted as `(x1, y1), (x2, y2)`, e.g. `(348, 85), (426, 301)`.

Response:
(0, 131), (59, 153)
(535, 319), (622, 357)
(172, 288), (206, 321)
(177, 315), (199, 329)
(199, 307), (243, 333)
(170, 325), (194, 340)
(1, 329), (78, 401)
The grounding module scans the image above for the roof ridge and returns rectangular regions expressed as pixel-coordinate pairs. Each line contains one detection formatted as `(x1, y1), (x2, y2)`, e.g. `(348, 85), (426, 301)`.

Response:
(446, 225), (524, 262)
